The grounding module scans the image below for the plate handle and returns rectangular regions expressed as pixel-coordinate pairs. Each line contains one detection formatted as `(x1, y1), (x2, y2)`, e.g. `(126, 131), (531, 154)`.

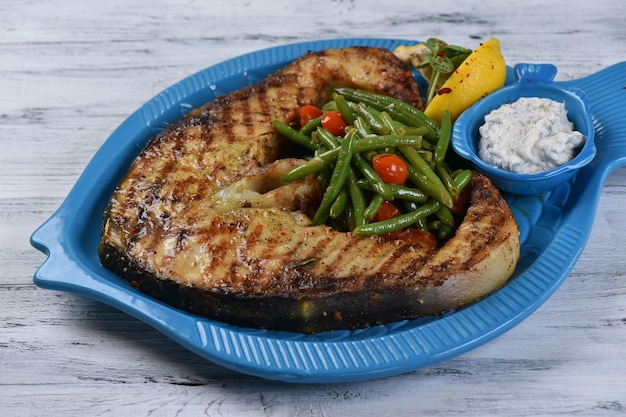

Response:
(560, 61), (626, 175)
(514, 63), (558, 84)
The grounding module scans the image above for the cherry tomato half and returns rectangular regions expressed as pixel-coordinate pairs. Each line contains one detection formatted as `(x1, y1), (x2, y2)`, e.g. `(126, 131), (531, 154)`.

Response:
(372, 153), (409, 185)
(395, 228), (438, 249)
(321, 111), (348, 137)
(373, 201), (403, 238)
(372, 200), (402, 222)
(299, 105), (322, 127)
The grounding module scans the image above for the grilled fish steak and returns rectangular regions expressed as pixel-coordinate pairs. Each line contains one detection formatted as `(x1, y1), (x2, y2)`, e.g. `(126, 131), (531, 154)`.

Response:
(99, 46), (520, 333)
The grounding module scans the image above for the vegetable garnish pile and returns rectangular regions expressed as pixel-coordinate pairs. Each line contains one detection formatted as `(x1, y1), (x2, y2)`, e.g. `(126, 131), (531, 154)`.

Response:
(394, 38), (472, 107)
(273, 88), (471, 248)
(270, 38), (507, 246)
(395, 37), (507, 124)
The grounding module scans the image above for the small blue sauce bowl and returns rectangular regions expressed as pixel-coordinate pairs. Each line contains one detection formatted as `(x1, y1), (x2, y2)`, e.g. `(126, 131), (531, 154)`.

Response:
(451, 63), (596, 196)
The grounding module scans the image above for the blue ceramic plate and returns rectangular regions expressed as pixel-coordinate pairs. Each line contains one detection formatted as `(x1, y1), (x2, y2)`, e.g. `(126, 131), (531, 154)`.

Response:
(30, 38), (626, 383)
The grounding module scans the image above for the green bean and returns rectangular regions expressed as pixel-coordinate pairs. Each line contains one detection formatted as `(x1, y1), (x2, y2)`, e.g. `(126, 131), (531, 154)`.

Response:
(437, 224), (454, 240)
(353, 103), (389, 135)
(435, 205), (455, 227)
(299, 117), (322, 136)
(347, 169), (366, 227)
(322, 100), (337, 112)
(400, 146), (435, 182)
(379, 111), (399, 134)
(358, 103), (407, 133)
(435, 163), (459, 197)
(272, 119), (319, 150)
(434, 110), (452, 164)
(386, 183), (428, 203)
(406, 164), (454, 208)
(353, 199), (441, 236)
(334, 87), (440, 142)
(453, 169), (473, 191)
(333, 93), (356, 125)
(311, 132), (355, 225)
(283, 148), (339, 182)
(353, 116), (372, 136)
(357, 180), (428, 204)
(316, 166), (331, 190)
(360, 150), (378, 161)
(449, 168), (464, 179)
(352, 153), (394, 201)
(353, 135), (422, 152)
(419, 138), (435, 151)
(364, 193), (385, 221)
(427, 219), (442, 231)
(315, 127), (340, 149)
(418, 149), (433, 162)
(309, 130), (320, 148)
(329, 188), (349, 219)
(312, 144), (330, 187)
(428, 219), (454, 240)
(403, 200), (420, 212)
(414, 216), (429, 231)
(396, 126), (429, 137)
(400, 146), (453, 206)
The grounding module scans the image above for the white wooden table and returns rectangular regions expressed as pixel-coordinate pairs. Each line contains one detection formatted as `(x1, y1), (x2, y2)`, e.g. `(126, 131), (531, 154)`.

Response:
(2, 0), (625, 415)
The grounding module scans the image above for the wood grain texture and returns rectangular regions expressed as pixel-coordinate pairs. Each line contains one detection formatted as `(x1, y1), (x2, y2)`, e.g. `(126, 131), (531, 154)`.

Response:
(1, 0), (625, 415)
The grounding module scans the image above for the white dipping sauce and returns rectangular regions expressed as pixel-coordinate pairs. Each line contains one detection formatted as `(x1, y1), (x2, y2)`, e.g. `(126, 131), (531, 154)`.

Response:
(478, 97), (586, 174)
